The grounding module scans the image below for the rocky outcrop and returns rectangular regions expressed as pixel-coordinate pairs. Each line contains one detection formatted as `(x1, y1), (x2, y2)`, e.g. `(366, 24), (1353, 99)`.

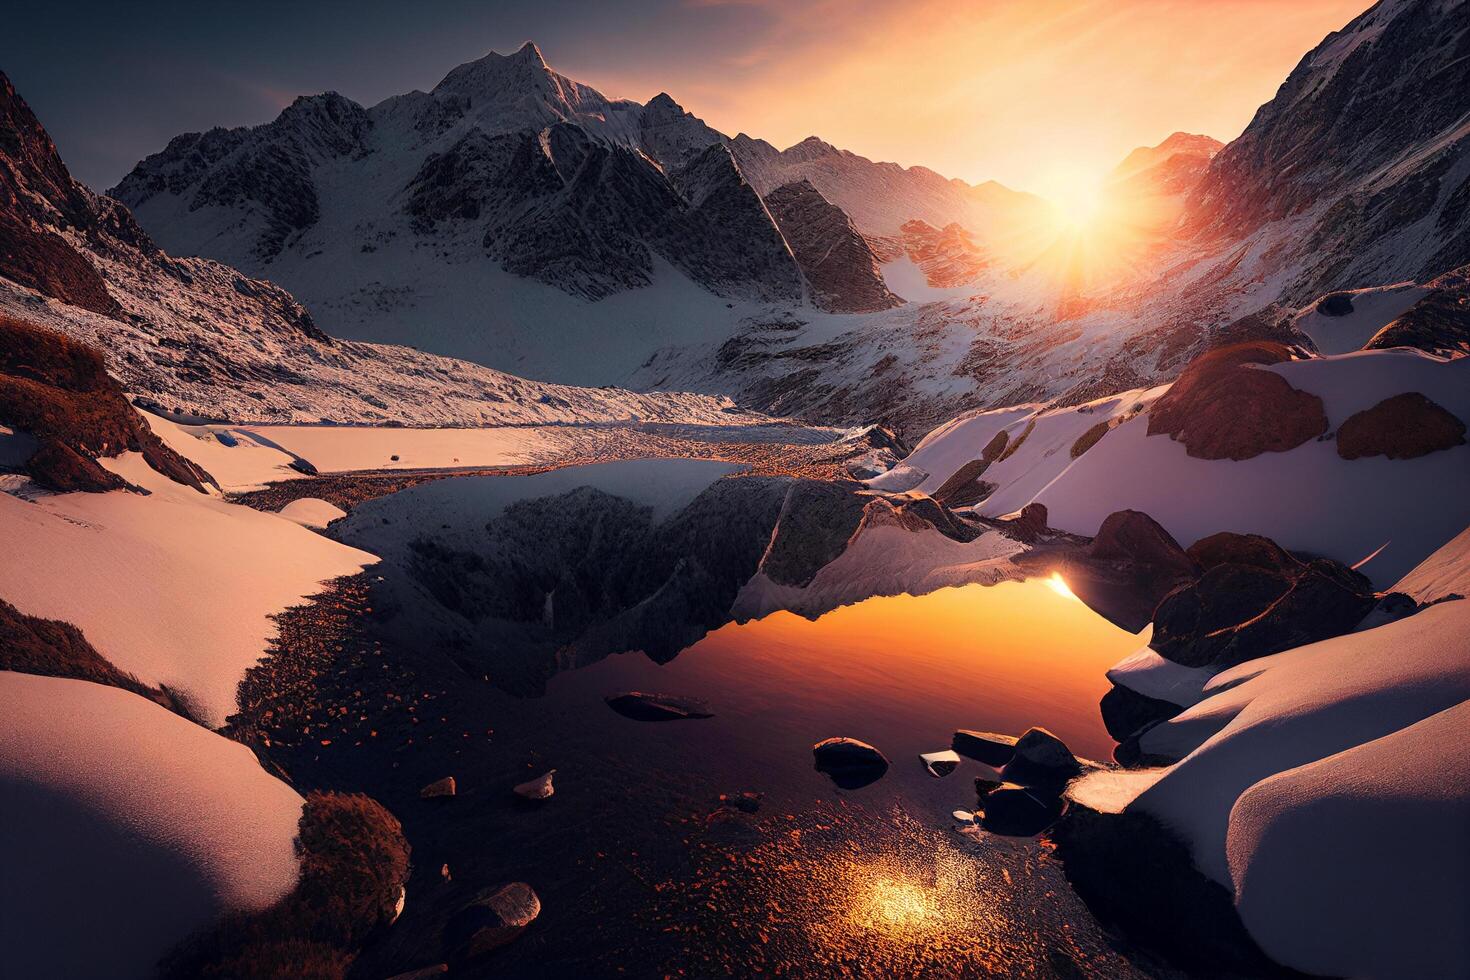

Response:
(762, 179), (900, 313)
(894, 219), (989, 288)
(0, 312), (215, 492)
(1365, 265), (1470, 357)
(1147, 342), (1326, 460)
(1061, 510), (1200, 632)
(999, 727), (1084, 789)
(1335, 392), (1466, 460)
(931, 459), (996, 507)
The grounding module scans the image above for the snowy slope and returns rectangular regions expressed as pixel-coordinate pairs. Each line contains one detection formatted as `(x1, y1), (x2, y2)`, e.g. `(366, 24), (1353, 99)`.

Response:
(878, 349), (1470, 587)
(1292, 282), (1430, 354)
(0, 453), (375, 724)
(0, 672), (304, 980)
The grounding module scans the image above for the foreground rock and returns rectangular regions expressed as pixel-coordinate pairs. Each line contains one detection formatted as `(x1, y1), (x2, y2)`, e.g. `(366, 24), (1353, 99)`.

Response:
(1000, 727), (1084, 789)
(951, 730), (1017, 767)
(812, 737), (889, 788)
(420, 776), (456, 799)
(446, 882), (541, 961)
(512, 770), (555, 801)
(1099, 685), (1184, 744)
(979, 782), (1066, 837)
(605, 691), (714, 721)
(919, 749), (960, 778)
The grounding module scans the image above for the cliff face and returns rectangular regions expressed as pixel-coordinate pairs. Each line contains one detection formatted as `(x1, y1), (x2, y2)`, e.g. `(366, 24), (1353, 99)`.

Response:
(763, 179), (901, 313)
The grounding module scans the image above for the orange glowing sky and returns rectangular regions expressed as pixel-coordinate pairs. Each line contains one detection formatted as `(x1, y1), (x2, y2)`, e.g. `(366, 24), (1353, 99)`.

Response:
(581, 0), (1370, 200)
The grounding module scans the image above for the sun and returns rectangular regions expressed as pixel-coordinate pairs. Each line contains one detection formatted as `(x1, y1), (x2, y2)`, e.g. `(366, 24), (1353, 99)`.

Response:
(1043, 171), (1109, 234)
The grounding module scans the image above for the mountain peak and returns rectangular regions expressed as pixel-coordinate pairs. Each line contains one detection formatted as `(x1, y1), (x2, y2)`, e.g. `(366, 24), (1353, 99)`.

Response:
(511, 40), (547, 67)
(646, 92), (682, 112)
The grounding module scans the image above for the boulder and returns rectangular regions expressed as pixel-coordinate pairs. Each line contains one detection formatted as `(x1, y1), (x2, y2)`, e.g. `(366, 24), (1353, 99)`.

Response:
(1000, 728), (1083, 788)
(1147, 341), (1327, 460)
(979, 783), (1065, 836)
(952, 730), (1018, 767)
(1062, 510), (1199, 631)
(1015, 502), (1049, 536)
(420, 776), (456, 799)
(605, 691), (714, 721)
(1099, 684), (1184, 742)
(1336, 392), (1466, 460)
(1150, 563), (1294, 664)
(446, 882), (540, 960)
(974, 776), (1003, 799)
(919, 749), (961, 778)
(512, 770), (555, 801)
(1206, 559), (1376, 668)
(1185, 531), (1303, 577)
(813, 737), (889, 788)
(288, 456), (319, 476)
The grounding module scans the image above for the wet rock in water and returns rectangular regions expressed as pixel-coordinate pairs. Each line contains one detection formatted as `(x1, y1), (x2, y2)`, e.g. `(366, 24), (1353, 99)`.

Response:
(1000, 728), (1083, 789)
(920, 749), (961, 777)
(974, 776), (1003, 800)
(513, 770), (555, 800)
(813, 737), (889, 788)
(1335, 391), (1466, 460)
(288, 456), (319, 475)
(1100, 684), (1184, 742)
(979, 783), (1066, 836)
(1062, 510), (1200, 632)
(420, 776), (456, 799)
(952, 729), (1018, 767)
(605, 691), (714, 721)
(446, 882), (541, 960)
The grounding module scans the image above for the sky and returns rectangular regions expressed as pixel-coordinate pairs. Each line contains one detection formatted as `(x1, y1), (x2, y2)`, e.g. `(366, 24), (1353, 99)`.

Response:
(3, 0), (1369, 201)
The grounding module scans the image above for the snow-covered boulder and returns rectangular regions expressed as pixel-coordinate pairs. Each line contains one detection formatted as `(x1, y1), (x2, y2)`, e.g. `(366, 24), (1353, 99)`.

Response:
(0, 672), (304, 979)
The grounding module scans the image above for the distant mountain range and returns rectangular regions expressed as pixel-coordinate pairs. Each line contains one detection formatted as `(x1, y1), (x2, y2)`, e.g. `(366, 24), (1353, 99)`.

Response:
(8, 0), (1469, 438)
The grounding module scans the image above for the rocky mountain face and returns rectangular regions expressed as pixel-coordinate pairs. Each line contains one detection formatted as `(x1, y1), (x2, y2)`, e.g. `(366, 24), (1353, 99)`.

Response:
(0, 70), (772, 427)
(1104, 132), (1222, 233)
(113, 43), (805, 308)
(729, 133), (1049, 243)
(1179, 0), (1470, 303)
(762, 180), (899, 313)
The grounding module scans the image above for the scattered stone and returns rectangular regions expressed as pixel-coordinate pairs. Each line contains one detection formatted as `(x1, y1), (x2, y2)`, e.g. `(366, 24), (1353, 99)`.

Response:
(1336, 392), (1466, 460)
(920, 749), (961, 778)
(720, 791), (763, 813)
(979, 783), (1065, 836)
(446, 882), (541, 960)
(605, 691), (714, 721)
(1000, 727), (1083, 789)
(390, 454), (400, 461)
(513, 770), (555, 801)
(952, 730), (1018, 767)
(812, 737), (889, 788)
(420, 776), (456, 799)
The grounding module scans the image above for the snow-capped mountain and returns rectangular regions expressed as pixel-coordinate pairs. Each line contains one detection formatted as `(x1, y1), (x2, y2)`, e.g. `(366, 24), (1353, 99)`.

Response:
(0, 70), (771, 427)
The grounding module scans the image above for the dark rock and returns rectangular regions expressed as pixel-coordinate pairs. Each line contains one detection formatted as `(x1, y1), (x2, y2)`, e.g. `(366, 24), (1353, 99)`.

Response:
(1364, 266), (1470, 357)
(1355, 591), (1420, 631)
(26, 438), (130, 493)
(813, 737), (889, 788)
(419, 776), (456, 799)
(1146, 342), (1327, 460)
(605, 691), (714, 721)
(288, 456), (319, 475)
(1113, 727), (1179, 768)
(952, 730), (1017, 767)
(1336, 392), (1466, 460)
(1070, 419), (1111, 458)
(919, 749), (961, 778)
(758, 479), (871, 587)
(931, 458), (995, 507)
(979, 783), (1065, 836)
(1000, 727), (1083, 789)
(1016, 502), (1049, 535)
(1100, 684), (1184, 743)
(1185, 531), (1303, 577)
(1205, 559), (1376, 668)
(445, 882), (540, 961)
(762, 179), (901, 313)
(974, 776), (1003, 800)
(981, 429), (1009, 463)
(1316, 292), (1355, 317)
(212, 430), (239, 447)
(1062, 510), (1199, 632)
(1150, 562), (1294, 664)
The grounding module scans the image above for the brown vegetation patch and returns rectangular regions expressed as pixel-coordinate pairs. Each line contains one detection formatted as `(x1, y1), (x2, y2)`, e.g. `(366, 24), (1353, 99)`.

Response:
(1147, 342), (1327, 460)
(1070, 420), (1111, 459)
(981, 429), (1009, 462)
(0, 596), (192, 717)
(0, 312), (215, 491)
(161, 791), (411, 980)
(1336, 391), (1466, 460)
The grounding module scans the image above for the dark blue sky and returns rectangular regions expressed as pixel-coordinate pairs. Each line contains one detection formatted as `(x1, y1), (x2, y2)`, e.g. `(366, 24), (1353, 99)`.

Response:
(3, 0), (794, 190)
